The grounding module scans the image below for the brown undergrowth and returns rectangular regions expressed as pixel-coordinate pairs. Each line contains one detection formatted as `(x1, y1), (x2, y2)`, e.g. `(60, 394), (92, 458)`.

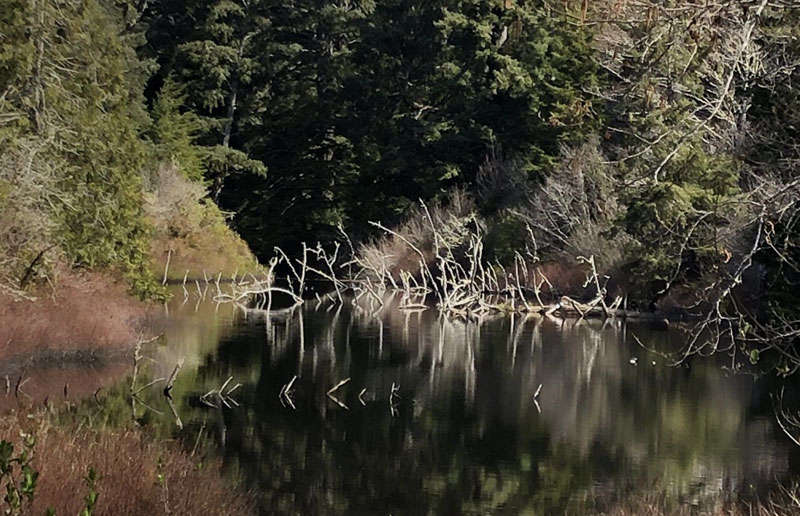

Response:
(357, 190), (475, 283)
(355, 190), (708, 313)
(357, 197), (624, 306)
(1, 412), (255, 515)
(584, 487), (800, 516)
(0, 270), (150, 412)
(0, 270), (146, 361)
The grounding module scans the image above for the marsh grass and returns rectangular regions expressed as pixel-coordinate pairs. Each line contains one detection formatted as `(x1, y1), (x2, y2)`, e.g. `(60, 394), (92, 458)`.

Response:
(0, 361), (130, 413)
(582, 486), (800, 516)
(1, 411), (255, 515)
(0, 270), (146, 361)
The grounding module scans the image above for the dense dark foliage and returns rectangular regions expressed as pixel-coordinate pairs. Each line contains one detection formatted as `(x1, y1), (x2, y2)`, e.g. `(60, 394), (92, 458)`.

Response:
(133, 0), (599, 255)
(1, 0), (799, 365)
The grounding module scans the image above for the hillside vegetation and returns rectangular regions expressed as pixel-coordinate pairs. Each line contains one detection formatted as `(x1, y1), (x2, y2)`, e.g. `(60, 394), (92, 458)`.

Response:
(1, 0), (799, 369)
(0, 0), (257, 302)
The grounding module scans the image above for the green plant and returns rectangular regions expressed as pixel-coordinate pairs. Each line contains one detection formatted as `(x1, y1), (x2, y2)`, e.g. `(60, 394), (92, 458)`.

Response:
(0, 434), (39, 515)
(80, 468), (98, 516)
(155, 456), (170, 514)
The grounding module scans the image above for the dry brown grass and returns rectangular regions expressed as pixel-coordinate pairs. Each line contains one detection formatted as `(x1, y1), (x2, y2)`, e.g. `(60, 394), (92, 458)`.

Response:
(585, 487), (800, 516)
(1, 413), (254, 516)
(533, 261), (592, 299)
(0, 269), (146, 361)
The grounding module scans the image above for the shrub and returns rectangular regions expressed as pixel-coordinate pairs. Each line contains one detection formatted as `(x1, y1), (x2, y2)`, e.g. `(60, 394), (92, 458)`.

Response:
(1, 413), (255, 516)
(0, 269), (145, 360)
(144, 165), (260, 280)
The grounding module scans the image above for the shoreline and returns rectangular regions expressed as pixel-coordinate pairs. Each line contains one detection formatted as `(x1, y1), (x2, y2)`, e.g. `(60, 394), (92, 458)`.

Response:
(0, 272), (256, 515)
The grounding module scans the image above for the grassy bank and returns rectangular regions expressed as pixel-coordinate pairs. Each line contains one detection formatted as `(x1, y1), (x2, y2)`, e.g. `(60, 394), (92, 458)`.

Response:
(145, 165), (260, 282)
(584, 487), (800, 516)
(0, 164), (260, 356)
(0, 156), (261, 514)
(1, 411), (254, 515)
(0, 270), (146, 361)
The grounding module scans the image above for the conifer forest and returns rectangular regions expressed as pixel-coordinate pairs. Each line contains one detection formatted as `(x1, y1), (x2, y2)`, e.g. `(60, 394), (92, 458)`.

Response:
(2, 1), (800, 514)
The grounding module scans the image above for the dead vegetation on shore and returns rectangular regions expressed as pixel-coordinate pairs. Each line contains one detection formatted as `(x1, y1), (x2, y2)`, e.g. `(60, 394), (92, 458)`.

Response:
(1, 411), (255, 515)
(586, 485), (800, 516)
(0, 270), (146, 361)
(207, 192), (651, 321)
(0, 361), (130, 414)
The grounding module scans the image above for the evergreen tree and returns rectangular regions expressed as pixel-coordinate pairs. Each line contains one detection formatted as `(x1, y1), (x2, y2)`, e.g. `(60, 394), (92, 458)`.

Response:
(0, 0), (161, 296)
(345, 0), (599, 230)
(220, 0), (372, 256)
(142, 0), (267, 199)
(218, 0), (597, 255)
(149, 74), (207, 182)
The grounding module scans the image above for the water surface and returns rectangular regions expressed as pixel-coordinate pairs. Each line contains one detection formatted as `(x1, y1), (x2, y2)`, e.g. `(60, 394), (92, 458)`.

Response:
(144, 292), (794, 515)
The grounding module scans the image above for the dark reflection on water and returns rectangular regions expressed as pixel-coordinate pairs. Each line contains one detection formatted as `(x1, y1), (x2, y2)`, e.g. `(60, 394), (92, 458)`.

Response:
(155, 293), (793, 515)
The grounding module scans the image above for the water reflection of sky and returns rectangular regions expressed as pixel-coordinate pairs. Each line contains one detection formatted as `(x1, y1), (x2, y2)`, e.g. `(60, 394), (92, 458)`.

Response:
(148, 290), (793, 515)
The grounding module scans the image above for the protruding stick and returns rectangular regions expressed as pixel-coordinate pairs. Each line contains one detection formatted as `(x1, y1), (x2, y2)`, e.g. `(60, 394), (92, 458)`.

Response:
(162, 248), (173, 285)
(327, 378), (351, 396)
(163, 358), (185, 399)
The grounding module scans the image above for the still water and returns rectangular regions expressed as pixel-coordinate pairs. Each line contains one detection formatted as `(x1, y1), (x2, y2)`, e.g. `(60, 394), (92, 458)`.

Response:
(144, 291), (795, 515)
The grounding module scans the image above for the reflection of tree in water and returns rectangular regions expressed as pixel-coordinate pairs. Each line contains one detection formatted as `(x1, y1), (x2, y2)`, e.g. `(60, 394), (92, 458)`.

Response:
(164, 294), (790, 515)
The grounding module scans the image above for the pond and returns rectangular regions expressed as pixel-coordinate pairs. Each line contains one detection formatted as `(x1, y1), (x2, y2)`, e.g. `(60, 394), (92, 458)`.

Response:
(139, 290), (795, 515)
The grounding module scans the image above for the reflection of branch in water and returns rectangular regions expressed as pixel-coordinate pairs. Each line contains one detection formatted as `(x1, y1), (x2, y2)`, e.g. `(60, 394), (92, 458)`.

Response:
(14, 371), (31, 400)
(190, 420), (207, 457)
(403, 309), (411, 347)
(135, 398), (164, 416)
(509, 312), (529, 368)
(772, 387), (800, 447)
(279, 375), (298, 410)
(378, 315), (384, 358)
(527, 316), (543, 385)
(327, 377), (350, 410)
(129, 333), (163, 421)
(200, 376), (241, 409)
(198, 377), (238, 445)
(328, 304), (343, 369)
(217, 402), (227, 446)
(166, 396), (183, 429)
(389, 382), (401, 417)
(529, 315), (542, 356)
(466, 322), (477, 408)
(579, 330), (601, 385)
(132, 377), (165, 396)
(437, 316), (446, 372)
(630, 330), (676, 364)
(298, 309), (305, 370)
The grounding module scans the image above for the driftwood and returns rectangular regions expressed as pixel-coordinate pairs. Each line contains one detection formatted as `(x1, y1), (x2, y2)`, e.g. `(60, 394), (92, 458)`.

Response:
(389, 382), (401, 417)
(129, 334), (163, 421)
(181, 203), (655, 321)
(163, 358), (184, 399)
